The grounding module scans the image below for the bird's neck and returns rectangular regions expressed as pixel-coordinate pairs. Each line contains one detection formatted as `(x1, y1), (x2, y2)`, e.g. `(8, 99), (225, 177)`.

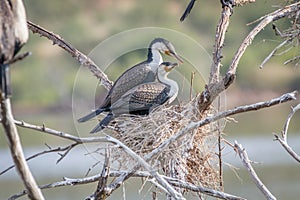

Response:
(147, 48), (163, 65)
(158, 73), (179, 103)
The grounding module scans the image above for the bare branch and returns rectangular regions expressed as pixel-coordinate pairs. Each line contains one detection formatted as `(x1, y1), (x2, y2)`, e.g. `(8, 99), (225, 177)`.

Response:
(209, 6), (232, 84)
(105, 136), (185, 200)
(27, 21), (113, 90)
(234, 141), (277, 200)
(273, 103), (300, 163)
(94, 147), (110, 200)
(13, 119), (109, 143)
(260, 39), (289, 69)
(0, 143), (78, 175)
(11, 171), (245, 200)
(228, 1), (300, 75)
(166, 177), (246, 200)
(282, 103), (300, 140)
(1, 96), (44, 200)
(273, 135), (300, 163)
(284, 55), (300, 65)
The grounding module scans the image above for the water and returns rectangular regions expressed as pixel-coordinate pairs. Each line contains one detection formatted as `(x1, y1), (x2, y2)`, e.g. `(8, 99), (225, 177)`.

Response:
(1, 135), (300, 199)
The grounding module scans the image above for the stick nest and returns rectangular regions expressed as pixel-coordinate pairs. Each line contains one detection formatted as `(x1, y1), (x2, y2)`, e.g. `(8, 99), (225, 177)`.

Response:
(106, 96), (221, 190)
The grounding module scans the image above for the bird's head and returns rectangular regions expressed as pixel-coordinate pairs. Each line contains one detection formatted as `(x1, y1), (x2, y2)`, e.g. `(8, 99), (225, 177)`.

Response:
(158, 62), (178, 75)
(149, 38), (184, 63)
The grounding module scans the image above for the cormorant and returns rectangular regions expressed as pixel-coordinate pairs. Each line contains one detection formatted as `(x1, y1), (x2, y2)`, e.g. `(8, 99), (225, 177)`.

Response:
(90, 62), (179, 133)
(78, 38), (183, 123)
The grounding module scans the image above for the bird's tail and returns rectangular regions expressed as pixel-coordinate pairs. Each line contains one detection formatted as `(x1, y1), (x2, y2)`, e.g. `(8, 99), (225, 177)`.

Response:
(90, 112), (114, 133)
(78, 108), (106, 123)
(0, 64), (12, 98)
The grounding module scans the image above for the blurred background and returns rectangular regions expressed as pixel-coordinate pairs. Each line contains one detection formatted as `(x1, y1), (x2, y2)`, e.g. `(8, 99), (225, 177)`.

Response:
(0, 0), (299, 199)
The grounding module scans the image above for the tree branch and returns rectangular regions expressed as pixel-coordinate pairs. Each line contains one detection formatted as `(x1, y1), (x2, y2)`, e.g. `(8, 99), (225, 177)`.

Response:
(273, 103), (300, 163)
(1, 95), (44, 200)
(27, 21), (113, 90)
(13, 119), (109, 143)
(209, 6), (232, 84)
(0, 142), (78, 175)
(234, 141), (277, 200)
(228, 1), (300, 75)
(11, 171), (245, 200)
(104, 136), (184, 200)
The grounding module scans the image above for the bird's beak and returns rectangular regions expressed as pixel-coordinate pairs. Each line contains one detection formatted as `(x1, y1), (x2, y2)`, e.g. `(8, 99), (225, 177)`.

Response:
(165, 51), (184, 64)
(165, 63), (178, 72)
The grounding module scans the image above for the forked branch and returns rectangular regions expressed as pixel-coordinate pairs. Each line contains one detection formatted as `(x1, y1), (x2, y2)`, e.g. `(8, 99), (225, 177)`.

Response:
(27, 21), (113, 90)
(234, 141), (277, 200)
(274, 103), (300, 163)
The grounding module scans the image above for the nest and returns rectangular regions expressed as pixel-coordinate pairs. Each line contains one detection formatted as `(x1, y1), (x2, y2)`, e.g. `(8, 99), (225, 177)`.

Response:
(106, 96), (221, 191)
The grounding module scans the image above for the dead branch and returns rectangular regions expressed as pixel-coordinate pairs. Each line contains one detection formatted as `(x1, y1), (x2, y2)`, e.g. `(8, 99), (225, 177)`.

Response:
(11, 170), (245, 200)
(105, 136), (184, 200)
(0, 142), (78, 175)
(260, 39), (289, 68)
(166, 177), (246, 200)
(94, 148), (110, 200)
(85, 148), (111, 200)
(27, 21), (113, 90)
(209, 6), (232, 84)
(234, 141), (277, 200)
(274, 103), (300, 163)
(1, 96), (44, 200)
(228, 1), (300, 75)
(13, 119), (109, 143)
(197, 1), (300, 114)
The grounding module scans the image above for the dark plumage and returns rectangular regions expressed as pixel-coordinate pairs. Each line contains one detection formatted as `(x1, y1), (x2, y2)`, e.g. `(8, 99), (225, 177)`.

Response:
(78, 38), (183, 123)
(180, 0), (235, 22)
(0, 0), (29, 97)
(90, 62), (179, 133)
(180, 0), (197, 22)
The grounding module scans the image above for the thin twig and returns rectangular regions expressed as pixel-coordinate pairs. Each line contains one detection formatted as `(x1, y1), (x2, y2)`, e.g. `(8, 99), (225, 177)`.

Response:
(260, 40), (289, 68)
(234, 141), (277, 200)
(56, 143), (79, 164)
(27, 21), (113, 90)
(0, 143), (78, 175)
(273, 103), (300, 163)
(166, 176), (246, 200)
(284, 55), (300, 65)
(282, 103), (300, 140)
(13, 119), (109, 143)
